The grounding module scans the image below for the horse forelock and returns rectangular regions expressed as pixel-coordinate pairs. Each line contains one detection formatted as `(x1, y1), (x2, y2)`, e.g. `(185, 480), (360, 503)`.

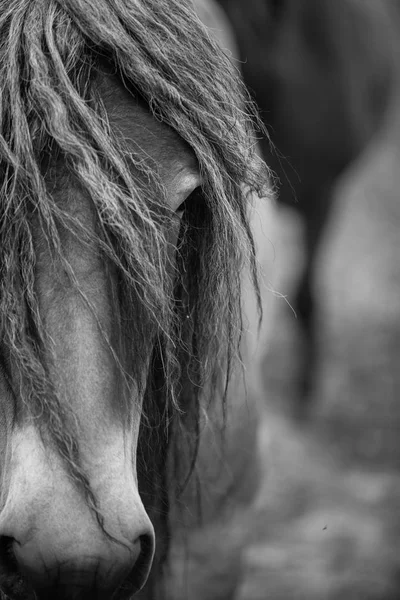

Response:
(0, 0), (269, 531)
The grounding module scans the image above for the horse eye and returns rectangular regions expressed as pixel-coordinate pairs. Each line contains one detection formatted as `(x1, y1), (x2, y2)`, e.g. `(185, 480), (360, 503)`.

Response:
(176, 186), (201, 216)
(0, 348), (15, 399)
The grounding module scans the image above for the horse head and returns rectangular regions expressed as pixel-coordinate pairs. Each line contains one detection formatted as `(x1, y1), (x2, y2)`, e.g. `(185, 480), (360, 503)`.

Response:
(0, 1), (267, 598)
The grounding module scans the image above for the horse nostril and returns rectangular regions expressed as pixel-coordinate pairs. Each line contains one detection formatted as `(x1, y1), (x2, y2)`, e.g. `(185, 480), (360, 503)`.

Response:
(0, 536), (18, 572)
(123, 533), (155, 595)
(0, 536), (29, 599)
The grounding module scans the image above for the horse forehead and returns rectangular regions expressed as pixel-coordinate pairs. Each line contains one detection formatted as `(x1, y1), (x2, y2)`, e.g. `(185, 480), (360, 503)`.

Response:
(98, 71), (199, 192)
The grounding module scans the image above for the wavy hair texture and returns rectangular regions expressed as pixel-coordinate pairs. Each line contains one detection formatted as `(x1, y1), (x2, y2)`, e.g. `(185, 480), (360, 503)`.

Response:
(0, 0), (269, 570)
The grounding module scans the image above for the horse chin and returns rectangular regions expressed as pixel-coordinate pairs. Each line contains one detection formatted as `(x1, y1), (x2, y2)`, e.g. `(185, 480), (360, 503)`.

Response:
(0, 563), (146, 600)
(0, 580), (143, 600)
(0, 569), (35, 600)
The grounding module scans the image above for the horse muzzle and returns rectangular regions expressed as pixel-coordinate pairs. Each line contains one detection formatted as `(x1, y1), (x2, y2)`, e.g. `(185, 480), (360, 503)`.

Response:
(0, 530), (154, 599)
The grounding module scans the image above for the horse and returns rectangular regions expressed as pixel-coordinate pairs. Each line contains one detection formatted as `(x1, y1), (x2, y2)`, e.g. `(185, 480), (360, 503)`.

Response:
(0, 1), (274, 598)
(215, 0), (399, 416)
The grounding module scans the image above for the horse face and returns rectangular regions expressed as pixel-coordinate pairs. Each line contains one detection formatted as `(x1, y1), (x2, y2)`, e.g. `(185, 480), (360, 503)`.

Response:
(0, 70), (200, 599)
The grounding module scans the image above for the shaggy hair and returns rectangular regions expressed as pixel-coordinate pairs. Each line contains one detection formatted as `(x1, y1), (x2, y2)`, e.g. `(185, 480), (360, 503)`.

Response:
(0, 0), (268, 582)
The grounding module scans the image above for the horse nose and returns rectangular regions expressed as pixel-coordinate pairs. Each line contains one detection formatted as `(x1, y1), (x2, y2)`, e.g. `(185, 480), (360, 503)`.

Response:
(0, 526), (155, 599)
(0, 426), (156, 598)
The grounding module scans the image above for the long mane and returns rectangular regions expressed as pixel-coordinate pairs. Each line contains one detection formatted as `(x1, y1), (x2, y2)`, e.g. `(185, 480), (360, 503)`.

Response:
(0, 0), (268, 569)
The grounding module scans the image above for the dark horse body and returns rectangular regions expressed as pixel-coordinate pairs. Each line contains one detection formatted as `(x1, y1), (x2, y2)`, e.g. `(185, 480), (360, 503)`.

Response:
(215, 0), (398, 413)
(0, 1), (273, 599)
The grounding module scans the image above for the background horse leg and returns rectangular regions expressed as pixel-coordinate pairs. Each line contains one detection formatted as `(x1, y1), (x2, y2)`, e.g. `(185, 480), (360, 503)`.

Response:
(293, 185), (335, 420)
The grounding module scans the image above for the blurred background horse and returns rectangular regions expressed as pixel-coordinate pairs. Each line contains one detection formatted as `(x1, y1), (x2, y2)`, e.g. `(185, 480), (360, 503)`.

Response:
(195, 2), (400, 598)
(214, 0), (399, 416)
(0, 1), (274, 599)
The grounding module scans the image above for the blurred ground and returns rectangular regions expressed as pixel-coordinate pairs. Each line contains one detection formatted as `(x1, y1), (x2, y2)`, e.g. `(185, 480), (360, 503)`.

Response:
(236, 84), (400, 598)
